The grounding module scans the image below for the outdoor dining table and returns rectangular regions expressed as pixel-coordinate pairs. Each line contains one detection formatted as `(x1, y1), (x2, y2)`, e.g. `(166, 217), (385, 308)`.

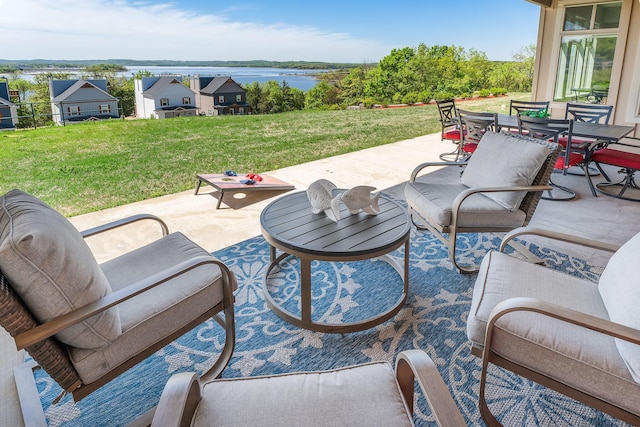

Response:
(495, 113), (634, 143)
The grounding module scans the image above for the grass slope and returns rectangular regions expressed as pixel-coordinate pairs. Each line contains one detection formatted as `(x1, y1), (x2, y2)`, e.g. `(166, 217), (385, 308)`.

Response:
(0, 94), (529, 216)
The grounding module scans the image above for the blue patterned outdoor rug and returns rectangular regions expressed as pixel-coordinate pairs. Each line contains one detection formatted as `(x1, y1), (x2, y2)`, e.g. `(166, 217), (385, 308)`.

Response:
(35, 229), (626, 426)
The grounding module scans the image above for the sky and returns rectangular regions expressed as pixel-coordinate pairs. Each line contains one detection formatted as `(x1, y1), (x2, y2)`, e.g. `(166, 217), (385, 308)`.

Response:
(0, 0), (541, 63)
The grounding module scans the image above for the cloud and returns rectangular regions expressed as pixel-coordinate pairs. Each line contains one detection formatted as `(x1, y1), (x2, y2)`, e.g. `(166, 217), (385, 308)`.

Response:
(0, 0), (391, 62)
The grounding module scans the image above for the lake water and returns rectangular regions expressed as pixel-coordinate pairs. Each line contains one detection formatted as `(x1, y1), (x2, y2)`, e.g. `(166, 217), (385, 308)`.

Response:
(12, 65), (326, 92)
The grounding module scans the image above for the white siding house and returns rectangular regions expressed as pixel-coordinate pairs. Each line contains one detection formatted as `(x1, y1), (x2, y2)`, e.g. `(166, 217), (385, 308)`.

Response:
(49, 79), (120, 125)
(0, 81), (18, 130)
(134, 76), (197, 119)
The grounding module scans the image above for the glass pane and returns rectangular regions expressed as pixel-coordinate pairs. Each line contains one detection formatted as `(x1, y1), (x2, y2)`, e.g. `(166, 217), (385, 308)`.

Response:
(564, 5), (592, 31)
(594, 2), (621, 29)
(554, 34), (617, 103)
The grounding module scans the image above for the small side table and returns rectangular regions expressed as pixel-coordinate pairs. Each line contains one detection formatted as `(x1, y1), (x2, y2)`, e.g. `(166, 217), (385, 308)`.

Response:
(260, 191), (410, 333)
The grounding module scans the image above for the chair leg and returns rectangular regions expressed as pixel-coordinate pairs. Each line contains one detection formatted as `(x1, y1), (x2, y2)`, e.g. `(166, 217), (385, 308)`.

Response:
(595, 168), (640, 202)
(541, 177), (576, 201)
(13, 360), (48, 427)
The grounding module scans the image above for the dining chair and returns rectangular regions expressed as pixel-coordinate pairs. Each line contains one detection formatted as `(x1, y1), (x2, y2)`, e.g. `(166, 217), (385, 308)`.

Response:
(509, 100), (550, 117)
(436, 99), (464, 161)
(561, 103), (614, 176)
(584, 137), (640, 202)
(0, 189), (236, 426)
(457, 109), (498, 158)
(518, 116), (584, 201)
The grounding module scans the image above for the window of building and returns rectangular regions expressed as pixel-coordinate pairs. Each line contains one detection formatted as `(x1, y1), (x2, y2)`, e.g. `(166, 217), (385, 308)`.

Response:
(182, 97), (191, 105)
(67, 105), (80, 116)
(160, 98), (169, 106)
(554, 2), (622, 103)
(99, 104), (111, 114)
(236, 94), (242, 102)
(218, 95), (225, 103)
(239, 107), (245, 114)
(229, 108), (235, 115)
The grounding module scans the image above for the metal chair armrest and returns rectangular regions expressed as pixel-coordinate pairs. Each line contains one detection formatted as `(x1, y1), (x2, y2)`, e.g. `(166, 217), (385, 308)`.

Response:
(410, 161), (467, 182)
(14, 256), (236, 350)
(486, 297), (640, 348)
(152, 372), (201, 427)
(499, 227), (621, 253)
(396, 350), (466, 427)
(80, 213), (169, 238)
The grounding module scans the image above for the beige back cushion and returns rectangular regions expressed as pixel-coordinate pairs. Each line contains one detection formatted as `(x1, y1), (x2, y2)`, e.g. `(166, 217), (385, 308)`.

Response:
(599, 232), (640, 383)
(460, 131), (554, 211)
(0, 190), (120, 349)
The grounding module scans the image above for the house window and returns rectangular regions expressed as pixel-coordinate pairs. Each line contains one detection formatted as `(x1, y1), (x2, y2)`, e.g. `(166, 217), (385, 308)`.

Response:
(236, 94), (242, 102)
(239, 107), (245, 114)
(218, 95), (225, 104)
(67, 105), (80, 116)
(160, 98), (169, 106)
(553, 2), (622, 103)
(99, 104), (111, 114)
(229, 108), (235, 115)
(182, 97), (191, 105)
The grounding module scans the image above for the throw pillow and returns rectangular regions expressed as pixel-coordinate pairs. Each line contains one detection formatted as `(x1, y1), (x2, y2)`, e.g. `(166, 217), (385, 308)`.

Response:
(460, 131), (555, 211)
(0, 189), (121, 349)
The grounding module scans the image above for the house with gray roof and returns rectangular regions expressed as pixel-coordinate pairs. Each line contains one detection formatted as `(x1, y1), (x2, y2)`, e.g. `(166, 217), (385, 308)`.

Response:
(49, 79), (120, 125)
(134, 76), (197, 119)
(0, 81), (18, 130)
(190, 76), (251, 116)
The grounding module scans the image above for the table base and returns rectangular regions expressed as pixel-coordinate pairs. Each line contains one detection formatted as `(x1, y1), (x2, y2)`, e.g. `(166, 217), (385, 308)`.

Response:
(263, 243), (409, 334)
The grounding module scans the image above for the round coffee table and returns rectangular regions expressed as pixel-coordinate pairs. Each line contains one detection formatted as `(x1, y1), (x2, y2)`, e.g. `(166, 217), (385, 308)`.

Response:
(260, 190), (410, 333)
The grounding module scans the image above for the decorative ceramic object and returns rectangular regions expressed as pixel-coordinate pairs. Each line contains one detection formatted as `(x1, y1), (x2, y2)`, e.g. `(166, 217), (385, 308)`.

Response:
(331, 186), (380, 220)
(307, 179), (339, 222)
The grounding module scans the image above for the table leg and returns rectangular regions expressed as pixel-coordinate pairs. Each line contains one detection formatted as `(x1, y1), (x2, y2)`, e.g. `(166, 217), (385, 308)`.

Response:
(216, 189), (225, 209)
(269, 245), (276, 263)
(300, 258), (312, 324)
(194, 178), (203, 195)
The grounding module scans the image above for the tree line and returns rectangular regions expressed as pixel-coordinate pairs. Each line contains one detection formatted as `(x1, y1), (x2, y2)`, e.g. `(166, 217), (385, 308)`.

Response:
(5, 43), (535, 127)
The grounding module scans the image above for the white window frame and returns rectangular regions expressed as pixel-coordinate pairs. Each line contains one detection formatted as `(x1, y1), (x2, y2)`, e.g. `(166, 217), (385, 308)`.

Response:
(160, 98), (169, 106)
(218, 95), (225, 103)
(67, 105), (80, 116)
(236, 94), (242, 102)
(99, 104), (111, 114)
(182, 97), (191, 105)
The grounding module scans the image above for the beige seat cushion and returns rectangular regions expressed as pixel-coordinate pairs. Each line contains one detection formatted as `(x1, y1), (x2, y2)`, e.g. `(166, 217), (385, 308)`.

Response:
(467, 250), (640, 416)
(598, 232), (640, 383)
(0, 189), (120, 349)
(460, 132), (554, 211)
(69, 232), (231, 383)
(194, 361), (414, 427)
(404, 181), (527, 228)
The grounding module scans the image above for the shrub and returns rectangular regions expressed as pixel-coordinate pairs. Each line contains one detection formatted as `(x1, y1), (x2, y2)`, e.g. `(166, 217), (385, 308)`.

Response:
(434, 91), (455, 101)
(477, 89), (491, 98)
(402, 92), (420, 105)
(490, 87), (508, 96)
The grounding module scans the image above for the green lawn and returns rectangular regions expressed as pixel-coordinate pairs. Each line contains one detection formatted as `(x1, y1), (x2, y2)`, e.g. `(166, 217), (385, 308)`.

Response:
(0, 94), (530, 216)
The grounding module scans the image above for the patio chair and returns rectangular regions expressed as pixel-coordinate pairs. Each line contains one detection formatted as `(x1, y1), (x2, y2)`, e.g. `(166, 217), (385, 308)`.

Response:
(467, 227), (640, 426)
(561, 103), (614, 176)
(509, 100), (550, 117)
(584, 137), (640, 201)
(457, 109), (498, 158)
(517, 116), (584, 201)
(0, 189), (236, 426)
(436, 99), (464, 161)
(151, 349), (467, 427)
(404, 131), (559, 273)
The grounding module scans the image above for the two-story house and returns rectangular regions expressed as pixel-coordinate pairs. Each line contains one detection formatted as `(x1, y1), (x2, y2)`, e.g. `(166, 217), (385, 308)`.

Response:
(0, 81), (18, 130)
(134, 76), (198, 119)
(49, 79), (120, 125)
(190, 76), (251, 116)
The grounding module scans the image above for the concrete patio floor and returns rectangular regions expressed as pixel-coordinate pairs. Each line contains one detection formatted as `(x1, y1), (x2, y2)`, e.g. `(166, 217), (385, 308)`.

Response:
(2, 132), (640, 425)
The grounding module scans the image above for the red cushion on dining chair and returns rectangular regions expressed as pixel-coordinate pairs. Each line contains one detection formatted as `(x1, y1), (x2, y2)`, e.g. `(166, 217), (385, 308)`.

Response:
(462, 143), (478, 154)
(555, 152), (584, 170)
(443, 129), (463, 141)
(591, 149), (640, 170)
